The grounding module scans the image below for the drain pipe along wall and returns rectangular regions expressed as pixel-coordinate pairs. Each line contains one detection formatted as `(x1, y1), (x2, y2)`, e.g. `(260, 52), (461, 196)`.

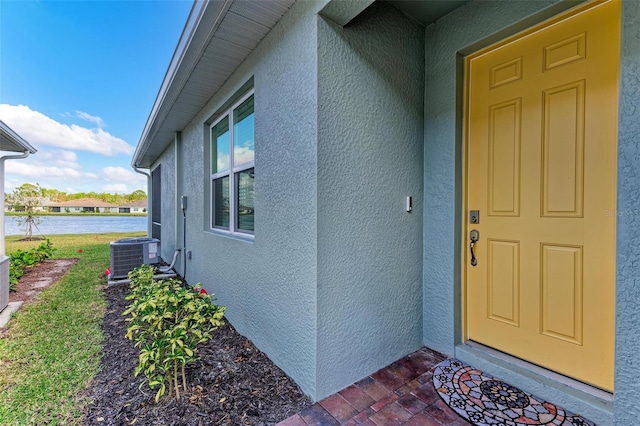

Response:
(0, 150), (33, 312)
(133, 166), (151, 237)
(0, 151), (31, 256)
(175, 132), (186, 279)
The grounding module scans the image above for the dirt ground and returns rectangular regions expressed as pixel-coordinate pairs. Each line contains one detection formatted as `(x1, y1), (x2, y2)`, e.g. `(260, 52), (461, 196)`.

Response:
(8, 258), (79, 306)
(82, 282), (311, 425)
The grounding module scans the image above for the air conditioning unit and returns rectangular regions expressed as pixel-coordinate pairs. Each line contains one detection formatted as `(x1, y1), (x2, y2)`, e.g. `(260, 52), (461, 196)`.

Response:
(110, 237), (160, 279)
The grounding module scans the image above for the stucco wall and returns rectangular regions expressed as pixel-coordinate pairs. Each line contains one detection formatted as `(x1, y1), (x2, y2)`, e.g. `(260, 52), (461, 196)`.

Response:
(175, 0), (323, 397)
(614, 1), (640, 424)
(316, 1), (424, 399)
(424, 0), (639, 424)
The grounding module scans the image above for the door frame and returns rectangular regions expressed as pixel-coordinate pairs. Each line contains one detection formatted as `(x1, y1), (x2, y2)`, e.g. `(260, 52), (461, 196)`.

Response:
(417, 0), (632, 422)
(459, 0), (615, 367)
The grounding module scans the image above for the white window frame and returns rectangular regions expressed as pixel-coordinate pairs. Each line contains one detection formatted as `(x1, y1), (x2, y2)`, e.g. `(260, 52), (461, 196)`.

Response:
(209, 89), (255, 237)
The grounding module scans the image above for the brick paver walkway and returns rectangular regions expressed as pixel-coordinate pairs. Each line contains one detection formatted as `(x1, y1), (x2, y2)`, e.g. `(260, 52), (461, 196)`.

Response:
(277, 347), (470, 426)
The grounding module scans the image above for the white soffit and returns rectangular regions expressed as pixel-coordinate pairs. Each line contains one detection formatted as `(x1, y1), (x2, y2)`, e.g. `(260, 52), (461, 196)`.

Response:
(134, 0), (295, 169)
(0, 120), (36, 154)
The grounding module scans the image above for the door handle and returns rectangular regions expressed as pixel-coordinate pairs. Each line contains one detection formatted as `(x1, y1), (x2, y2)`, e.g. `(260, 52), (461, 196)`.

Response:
(470, 229), (479, 266)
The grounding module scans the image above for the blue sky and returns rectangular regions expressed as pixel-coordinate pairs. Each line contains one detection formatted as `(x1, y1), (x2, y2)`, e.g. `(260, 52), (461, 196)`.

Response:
(0, 0), (193, 195)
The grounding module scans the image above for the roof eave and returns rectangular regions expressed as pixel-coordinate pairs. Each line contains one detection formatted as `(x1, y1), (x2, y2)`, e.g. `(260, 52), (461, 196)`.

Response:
(0, 120), (37, 154)
(132, 0), (230, 169)
(132, 0), (295, 170)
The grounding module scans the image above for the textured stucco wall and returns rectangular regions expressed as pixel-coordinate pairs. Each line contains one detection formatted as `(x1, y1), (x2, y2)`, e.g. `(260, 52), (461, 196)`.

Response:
(153, 144), (176, 262)
(424, 0), (638, 424)
(614, 1), (640, 424)
(175, 0), (323, 398)
(316, 1), (424, 399)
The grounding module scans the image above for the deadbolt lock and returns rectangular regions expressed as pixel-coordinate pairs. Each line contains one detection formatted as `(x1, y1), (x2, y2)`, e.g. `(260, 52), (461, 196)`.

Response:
(470, 210), (480, 224)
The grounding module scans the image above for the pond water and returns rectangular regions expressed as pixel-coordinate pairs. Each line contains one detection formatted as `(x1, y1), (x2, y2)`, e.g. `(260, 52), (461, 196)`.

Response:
(5, 215), (147, 237)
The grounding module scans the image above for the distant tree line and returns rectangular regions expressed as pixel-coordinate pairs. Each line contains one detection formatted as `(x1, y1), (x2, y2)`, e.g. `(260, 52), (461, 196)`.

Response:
(5, 184), (148, 238)
(7, 183), (147, 205)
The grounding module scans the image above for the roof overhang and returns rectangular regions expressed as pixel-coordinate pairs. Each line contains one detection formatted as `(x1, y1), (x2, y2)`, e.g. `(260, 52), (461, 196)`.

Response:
(319, 0), (376, 26)
(132, 0), (470, 170)
(319, 0), (469, 28)
(385, 0), (469, 26)
(0, 120), (36, 154)
(132, 0), (294, 169)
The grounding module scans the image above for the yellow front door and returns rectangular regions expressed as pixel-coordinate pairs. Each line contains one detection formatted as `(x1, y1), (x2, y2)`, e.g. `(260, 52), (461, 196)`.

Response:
(466, 0), (619, 391)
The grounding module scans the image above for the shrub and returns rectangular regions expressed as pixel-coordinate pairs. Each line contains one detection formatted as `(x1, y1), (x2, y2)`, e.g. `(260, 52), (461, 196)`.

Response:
(9, 239), (56, 291)
(123, 265), (226, 402)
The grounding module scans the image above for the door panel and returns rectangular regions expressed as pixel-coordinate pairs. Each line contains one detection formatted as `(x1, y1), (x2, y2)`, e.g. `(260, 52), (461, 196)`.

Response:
(540, 244), (583, 345)
(487, 239), (520, 326)
(488, 99), (521, 216)
(466, 0), (619, 391)
(542, 81), (585, 217)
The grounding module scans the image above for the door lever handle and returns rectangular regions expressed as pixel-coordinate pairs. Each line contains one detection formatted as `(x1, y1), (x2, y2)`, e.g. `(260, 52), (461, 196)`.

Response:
(470, 229), (479, 266)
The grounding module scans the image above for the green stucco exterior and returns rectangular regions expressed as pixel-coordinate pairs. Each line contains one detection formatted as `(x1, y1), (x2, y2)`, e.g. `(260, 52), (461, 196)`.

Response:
(145, 0), (640, 421)
(154, 0), (322, 396)
(614, 1), (640, 424)
(317, 1), (424, 398)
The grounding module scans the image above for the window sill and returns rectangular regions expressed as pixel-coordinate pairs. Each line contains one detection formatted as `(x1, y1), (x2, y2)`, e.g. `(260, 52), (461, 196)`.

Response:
(207, 228), (255, 244)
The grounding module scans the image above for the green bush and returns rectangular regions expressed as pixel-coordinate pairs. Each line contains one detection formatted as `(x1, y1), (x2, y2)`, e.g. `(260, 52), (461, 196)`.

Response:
(9, 239), (56, 291)
(123, 265), (226, 402)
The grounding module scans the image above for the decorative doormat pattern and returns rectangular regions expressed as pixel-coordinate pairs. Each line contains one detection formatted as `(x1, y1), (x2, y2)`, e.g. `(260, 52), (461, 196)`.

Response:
(433, 359), (595, 426)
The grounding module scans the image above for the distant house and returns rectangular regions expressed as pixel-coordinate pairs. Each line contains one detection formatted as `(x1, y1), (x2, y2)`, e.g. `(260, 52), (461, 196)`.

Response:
(118, 199), (147, 213)
(6, 197), (50, 212)
(38, 199), (56, 212)
(50, 198), (118, 213)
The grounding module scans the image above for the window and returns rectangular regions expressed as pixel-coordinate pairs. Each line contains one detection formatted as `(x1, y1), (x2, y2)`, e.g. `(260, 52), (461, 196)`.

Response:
(210, 91), (254, 235)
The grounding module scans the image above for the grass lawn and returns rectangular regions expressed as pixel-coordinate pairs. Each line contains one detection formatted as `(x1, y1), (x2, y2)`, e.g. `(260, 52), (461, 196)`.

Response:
(0, 232), (145, 425)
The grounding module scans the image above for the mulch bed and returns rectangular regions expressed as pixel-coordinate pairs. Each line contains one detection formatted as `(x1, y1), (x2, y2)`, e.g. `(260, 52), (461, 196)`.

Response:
(83, 283), (311, 425)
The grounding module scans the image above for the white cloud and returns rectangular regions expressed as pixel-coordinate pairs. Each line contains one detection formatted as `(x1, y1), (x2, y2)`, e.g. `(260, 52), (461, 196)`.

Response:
(1, 148), (146, 195)
(74, 111), (106, 128)
(61, 110), (107, 128)
(37, 150), (81, 170)
(103, 184), (130, 193)
(102, 166), (146, 184)
(0, 105), (147, 195)
(234, 146), (254, 165)
(6, 160), (98, 180)
(0, 104), (134, 156)
(100, 166), (147, 193)
(5, 177), (30, 194)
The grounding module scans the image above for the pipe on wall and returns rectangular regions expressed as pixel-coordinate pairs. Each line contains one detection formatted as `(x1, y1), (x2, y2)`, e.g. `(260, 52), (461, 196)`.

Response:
(0, 151), (31, 256)
(133, 166), (151, 237)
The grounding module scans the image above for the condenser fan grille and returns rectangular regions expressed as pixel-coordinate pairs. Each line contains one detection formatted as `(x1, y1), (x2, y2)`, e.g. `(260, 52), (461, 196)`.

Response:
(110, 237), (160, 279)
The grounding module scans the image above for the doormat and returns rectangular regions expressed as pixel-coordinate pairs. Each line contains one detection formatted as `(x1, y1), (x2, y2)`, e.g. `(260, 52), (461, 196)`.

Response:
(433, 359), (595, 426)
